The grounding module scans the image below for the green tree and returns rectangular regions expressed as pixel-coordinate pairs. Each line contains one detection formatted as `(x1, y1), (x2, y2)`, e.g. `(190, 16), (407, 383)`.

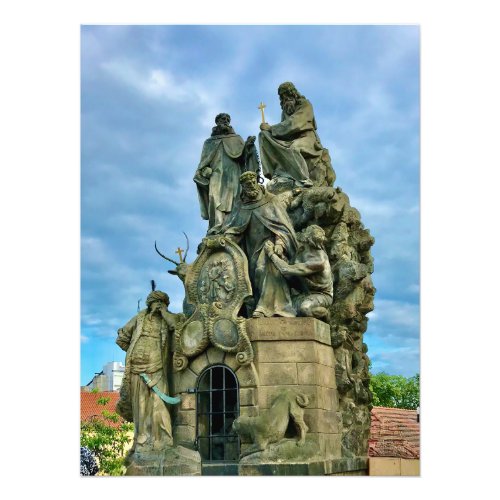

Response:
(369, 373), (419, 410)
(80, 394), (134, 475)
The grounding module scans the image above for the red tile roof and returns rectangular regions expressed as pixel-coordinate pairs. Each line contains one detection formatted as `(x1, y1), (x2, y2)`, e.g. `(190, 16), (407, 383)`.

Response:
(81, 391), (123, 427)
(81, 397), (420, 456)
(369, 407), (420, 459)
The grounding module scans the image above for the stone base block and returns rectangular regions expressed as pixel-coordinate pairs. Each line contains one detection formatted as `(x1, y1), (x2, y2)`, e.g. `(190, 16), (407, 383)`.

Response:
(303, 409), (339, 434)
(306, 432), (342, 458)
(247, 317), (331, 344)
(175, 409), (196, 427)
(257, 384), (336, 411)
(173, 424), (196, 447)
(125, 446), (201, 476)
(239, 457), (368, 476)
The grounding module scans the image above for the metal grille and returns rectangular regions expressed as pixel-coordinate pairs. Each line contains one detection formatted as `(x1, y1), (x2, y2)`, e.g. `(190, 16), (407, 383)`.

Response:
(196, 364), (240, 462)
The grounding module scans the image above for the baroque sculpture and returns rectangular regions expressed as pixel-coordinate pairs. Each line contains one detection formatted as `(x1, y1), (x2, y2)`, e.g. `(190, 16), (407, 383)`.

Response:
(259, 82), (335, 192)
(218, 171), (298, 318)
(194, 113), (259, 232)
(115, 81), (376, 475)
(116, 290), (182, 454)
(171, 235), (254, 371)
(232, 389), (309, 457)
(264, 224), (333, 321)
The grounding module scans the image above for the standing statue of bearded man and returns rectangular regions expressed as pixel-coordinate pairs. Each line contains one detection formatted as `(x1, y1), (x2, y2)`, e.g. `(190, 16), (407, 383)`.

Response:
(116, 290), (182, 452)
(194, 113), (259, 233)
(259, 82), (335, 191)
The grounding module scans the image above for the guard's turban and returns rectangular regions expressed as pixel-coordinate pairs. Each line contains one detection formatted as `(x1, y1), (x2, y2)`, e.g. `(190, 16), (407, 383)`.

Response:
(146, 290), (170, 307)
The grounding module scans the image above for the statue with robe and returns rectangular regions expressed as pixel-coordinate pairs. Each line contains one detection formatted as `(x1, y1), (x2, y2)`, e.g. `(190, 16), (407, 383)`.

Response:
(116, 290), (181, 452)
(219, 171), (298, 318)
(194, 113), (259, 233)
(259, 82), (335, 191)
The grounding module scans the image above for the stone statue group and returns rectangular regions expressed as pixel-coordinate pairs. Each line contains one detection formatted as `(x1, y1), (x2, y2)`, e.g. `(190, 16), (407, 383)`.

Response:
(114, 82), (375, 463)
(194, 81), (335, 321)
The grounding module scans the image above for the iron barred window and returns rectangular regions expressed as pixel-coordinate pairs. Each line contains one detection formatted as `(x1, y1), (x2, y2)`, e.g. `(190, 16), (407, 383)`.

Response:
(196, 365), (240, 462)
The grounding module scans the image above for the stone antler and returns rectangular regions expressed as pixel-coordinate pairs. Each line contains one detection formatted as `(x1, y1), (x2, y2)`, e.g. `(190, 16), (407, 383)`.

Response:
(154, 241), (180, 266)
(182, 232), (189, 262)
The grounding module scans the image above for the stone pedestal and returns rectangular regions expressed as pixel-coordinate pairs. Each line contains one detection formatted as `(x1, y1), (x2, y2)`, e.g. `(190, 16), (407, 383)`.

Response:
(163, 317), (367, 475)
(125, 446), (201, 476)
(246, 317), (341, 459)
(231, 317), (345, 474)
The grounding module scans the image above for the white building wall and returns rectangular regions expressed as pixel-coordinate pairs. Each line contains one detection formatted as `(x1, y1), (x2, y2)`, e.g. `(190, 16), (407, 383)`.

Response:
(103, 361), (125, 391)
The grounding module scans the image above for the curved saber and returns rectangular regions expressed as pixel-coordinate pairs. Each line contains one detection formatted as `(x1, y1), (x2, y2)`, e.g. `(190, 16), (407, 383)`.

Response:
(140, 373), (180, 405)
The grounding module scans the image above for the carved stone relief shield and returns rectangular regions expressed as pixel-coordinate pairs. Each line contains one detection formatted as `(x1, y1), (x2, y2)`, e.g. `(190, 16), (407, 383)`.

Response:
(173, 236), (253, 372)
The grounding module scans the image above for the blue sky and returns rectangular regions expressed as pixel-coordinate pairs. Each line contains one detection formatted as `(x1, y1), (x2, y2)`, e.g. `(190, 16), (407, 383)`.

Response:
(81, 25), (420, 385)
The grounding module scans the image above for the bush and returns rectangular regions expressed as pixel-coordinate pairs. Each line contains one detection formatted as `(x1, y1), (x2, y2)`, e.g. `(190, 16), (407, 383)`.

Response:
(80, 395), (134, 475)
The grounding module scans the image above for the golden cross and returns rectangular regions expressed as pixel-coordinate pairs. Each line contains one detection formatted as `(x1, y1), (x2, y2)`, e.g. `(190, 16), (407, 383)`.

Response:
(175, 247), (184, 261)
(258, 101), (266, 123)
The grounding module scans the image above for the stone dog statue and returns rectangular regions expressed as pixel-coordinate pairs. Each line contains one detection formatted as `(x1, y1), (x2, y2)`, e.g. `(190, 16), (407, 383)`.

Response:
(232, 389), (309, 457)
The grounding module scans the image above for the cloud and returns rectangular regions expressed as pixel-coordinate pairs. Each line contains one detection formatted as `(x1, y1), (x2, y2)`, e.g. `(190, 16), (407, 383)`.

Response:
(81, 26), (419, 383)
(81, 315), (102, 327)
(370, 298), (420, 333)
(364, 296), (419, 374)
(368, 342), (420, 377)
(97, 33), (266, 132)
(349, 197), (399, 219)
(101, 60), (203, 104)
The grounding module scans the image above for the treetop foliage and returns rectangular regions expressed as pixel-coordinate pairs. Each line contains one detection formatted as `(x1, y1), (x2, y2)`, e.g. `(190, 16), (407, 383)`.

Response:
(369, 372), (419, 410)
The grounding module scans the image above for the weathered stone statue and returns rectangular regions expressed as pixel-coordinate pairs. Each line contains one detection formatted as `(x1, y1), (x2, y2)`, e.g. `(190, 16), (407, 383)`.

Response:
(259, 82), (335, 191)
(232, 389), (309, 457)
(264, 224), (333, 321)
(170, 236), (255, 372)
(351, 342), (372, 405)
(331, 326), (354, 395)
(112, 83), (378, 475)
(194, 113), (259, 232)
(219, 171), (298, 318)
(116, 290), (181, 452)
(286, 185), (337, 229)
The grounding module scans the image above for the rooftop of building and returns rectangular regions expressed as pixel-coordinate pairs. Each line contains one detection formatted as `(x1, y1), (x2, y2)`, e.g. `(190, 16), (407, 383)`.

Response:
(79, 393), (420, 458)
(368, 406), (420, 459)
(80, 391), (123, 427)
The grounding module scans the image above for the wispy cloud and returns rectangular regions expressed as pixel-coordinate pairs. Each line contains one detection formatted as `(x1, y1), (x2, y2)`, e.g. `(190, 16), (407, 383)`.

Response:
(368, 342), (420, 377)
(101, 60), (206, 104)
(370, 298), (420, 334)
(81, 25), (419, 383)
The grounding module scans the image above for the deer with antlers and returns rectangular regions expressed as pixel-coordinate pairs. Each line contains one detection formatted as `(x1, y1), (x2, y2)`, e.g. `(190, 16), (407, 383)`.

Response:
(154, 232), (191, 283)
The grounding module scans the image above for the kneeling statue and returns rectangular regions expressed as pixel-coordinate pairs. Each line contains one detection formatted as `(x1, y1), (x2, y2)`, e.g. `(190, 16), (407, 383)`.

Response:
(265, 224), (333, 321)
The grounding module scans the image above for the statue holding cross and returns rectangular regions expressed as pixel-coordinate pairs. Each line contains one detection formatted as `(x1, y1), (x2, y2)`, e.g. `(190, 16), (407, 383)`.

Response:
(258, 101), (266, 123)
(258, 82), (335, 191)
